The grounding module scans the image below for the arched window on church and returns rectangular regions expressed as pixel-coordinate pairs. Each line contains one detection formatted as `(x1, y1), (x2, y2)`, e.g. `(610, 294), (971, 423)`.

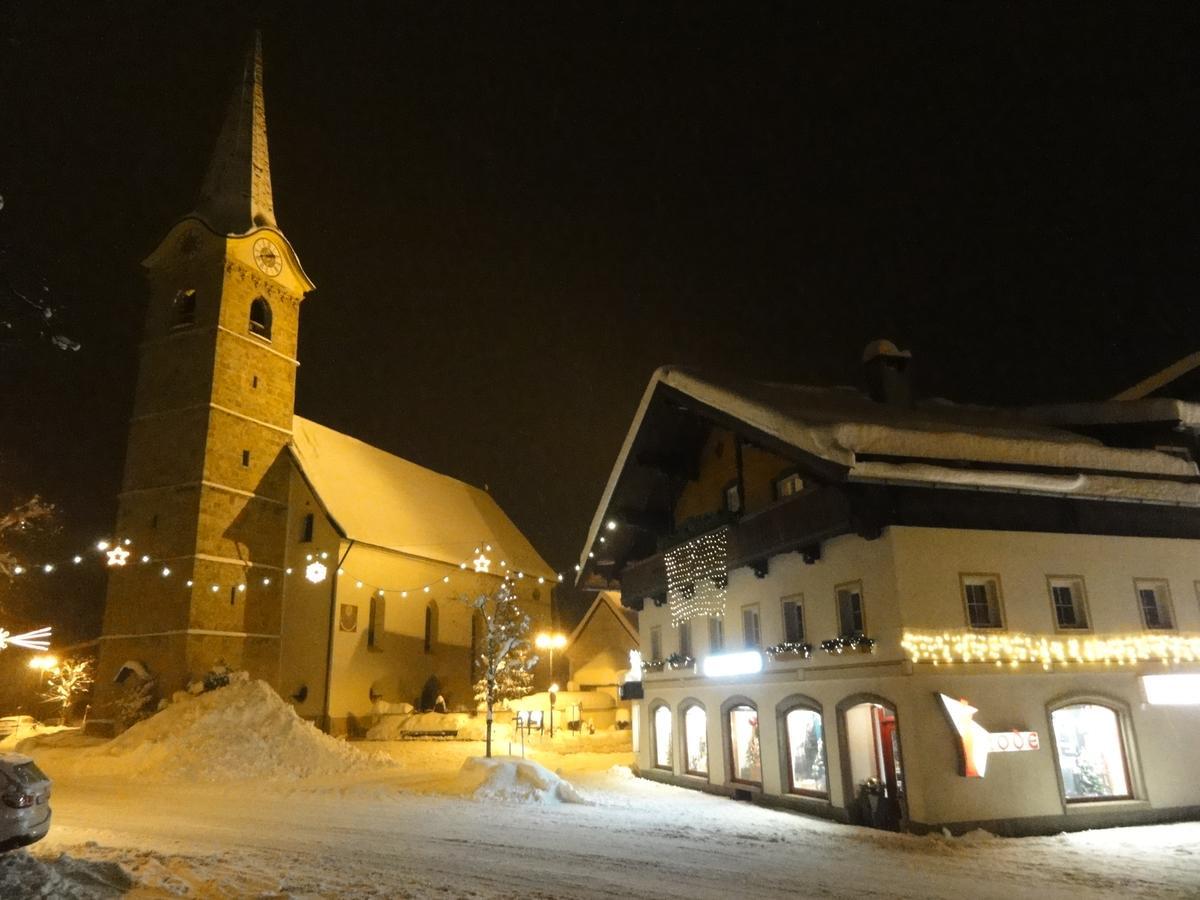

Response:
(170, 289), (197, 330)
(249, 297), (272, 340)
(425, 600), (439, 654)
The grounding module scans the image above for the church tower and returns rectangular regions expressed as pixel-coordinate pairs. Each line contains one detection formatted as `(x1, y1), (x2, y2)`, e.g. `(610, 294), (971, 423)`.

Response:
(94, 35), (313, 723)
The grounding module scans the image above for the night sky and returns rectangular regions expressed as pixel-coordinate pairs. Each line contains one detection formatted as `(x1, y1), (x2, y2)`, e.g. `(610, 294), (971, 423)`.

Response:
(2, 3), (1199, 638)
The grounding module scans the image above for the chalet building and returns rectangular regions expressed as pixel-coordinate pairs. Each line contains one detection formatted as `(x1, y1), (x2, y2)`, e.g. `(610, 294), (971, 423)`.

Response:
(578, 345), (1200, 835)
(93, 37), (554, 734)
(562, 591), (639, 713)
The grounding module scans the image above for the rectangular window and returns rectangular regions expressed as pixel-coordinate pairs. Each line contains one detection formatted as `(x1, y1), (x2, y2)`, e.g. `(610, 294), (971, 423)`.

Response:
(741, 604), (761, 649)
(774, 473), (804, 500)
(1048, 577), (1089, 630)
(724, 483), (742, 514)
(1135, 579), (1174, 630)
(368, 596), (385, 650)
(300, 513), (314, 543)
(241, 449), (251, 467)
(961, 575), (1003, 629)
(649, 626), (663, 661)
(782, 596), (805, 643)
(678, 621), (692, 657)
(708, 616), (725, 652)
(836, 582), (865, 636)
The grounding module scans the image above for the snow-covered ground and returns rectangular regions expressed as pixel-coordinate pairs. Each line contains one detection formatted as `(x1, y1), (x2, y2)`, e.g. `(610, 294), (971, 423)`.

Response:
(3, 683), (1198, 898)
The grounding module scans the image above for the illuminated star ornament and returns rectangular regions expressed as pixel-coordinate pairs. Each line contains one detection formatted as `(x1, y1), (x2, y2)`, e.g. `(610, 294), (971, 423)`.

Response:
(305, 560), (328, 584)
(0, 625), (52, 652)
(472, 552), (492, 573)
(106, 546), (131, 567)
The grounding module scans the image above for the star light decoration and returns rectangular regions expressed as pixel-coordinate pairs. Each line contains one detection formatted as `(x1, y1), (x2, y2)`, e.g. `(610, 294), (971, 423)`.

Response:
(665, 526), (729, 626)
(105, 545), (131, 567)
(0, 625), (52, 652)
(305, 560), (328, 584)
(902, 629), (1200, 669)
(473, 552), (492, 573)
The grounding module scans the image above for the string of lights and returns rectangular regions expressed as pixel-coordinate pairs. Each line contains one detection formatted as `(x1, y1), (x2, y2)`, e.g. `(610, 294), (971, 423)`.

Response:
(6, 538), (565, 600)
(902, 629), (1200, 669)
(665, 527), (729, 626)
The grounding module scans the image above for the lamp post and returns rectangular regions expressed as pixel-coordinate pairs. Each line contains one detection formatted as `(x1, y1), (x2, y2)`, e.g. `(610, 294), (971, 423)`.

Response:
(535, 631), (567, 688)
(549, 683), (559, 738)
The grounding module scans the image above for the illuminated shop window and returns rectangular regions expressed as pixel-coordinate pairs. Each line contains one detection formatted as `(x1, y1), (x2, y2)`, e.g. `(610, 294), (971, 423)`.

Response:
(683, 704), (708, 775)
(784, 707), (828, 797)
(1134, 580), (1174, 630)
(728, 704), (762, 784)
(1048, 577), (1089, 630)
(1051, 704), (1131, 802)
(653, 705), (673, 770)
(961, 574), (1003, 629)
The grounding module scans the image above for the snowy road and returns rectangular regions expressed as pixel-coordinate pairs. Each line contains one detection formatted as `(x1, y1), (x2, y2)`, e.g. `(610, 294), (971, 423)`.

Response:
(6, 742), (1199, 898)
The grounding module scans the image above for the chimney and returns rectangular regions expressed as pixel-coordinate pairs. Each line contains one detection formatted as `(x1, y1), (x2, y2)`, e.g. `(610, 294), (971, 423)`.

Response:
(862, 339), (914, 406)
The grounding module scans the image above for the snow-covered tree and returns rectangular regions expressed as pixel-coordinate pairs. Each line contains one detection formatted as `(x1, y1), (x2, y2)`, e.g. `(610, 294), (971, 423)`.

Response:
(470, 583), (538, 758)
(0, 495), (53, 581)
(43, 657), (93, 724)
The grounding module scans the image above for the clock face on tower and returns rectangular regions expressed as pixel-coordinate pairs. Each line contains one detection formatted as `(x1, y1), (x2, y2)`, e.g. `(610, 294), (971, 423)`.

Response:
(252, 237), (283, 277)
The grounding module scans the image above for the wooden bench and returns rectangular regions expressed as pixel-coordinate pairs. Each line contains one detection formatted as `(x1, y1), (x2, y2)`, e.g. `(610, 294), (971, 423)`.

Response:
(400, 729), (459, 739)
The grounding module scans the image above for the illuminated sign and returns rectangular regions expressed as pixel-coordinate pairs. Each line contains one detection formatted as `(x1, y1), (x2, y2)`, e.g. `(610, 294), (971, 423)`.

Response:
(938, 693), (1040, 778)
(702, 650), (763, 678)
(1142, 674), (1200, 706)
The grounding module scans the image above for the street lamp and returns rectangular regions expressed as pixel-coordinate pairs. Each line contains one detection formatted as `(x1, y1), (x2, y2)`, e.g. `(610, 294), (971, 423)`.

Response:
(535, 632), (567, 686)
(548, 682), (559, 738)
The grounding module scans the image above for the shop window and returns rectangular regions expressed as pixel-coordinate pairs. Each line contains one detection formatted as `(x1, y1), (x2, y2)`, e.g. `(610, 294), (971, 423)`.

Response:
(727, 704), (762, 784)
(836, 582), (865, 637)
(708, 616), (725, 652)
(1051, 703), (1132, 802)
(169, 289), (197, 329)
(774, 472), (804, 500)
(649, 626), (662, 661)
(249, 297), (273, 340)
(678, 621), (692, 657)
(782, 595), (805, 643)
(1135, 579), (1174, 630)
(961, 575), (1003, 629)
(300, 512), (314, 543)
(368, 596), (385, 650)
(652, 704), (673, 769)
(783, 706), (828, 797)
(683, 704), (708, 775)
(424, 600), (439, 653)
(741, 604), (761, 649)
(1048, 577), (1089, 630)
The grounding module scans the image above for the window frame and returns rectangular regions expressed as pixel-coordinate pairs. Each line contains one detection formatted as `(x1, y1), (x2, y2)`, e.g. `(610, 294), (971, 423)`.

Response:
(741, 603), (761, 649)
(649, 625), (663, 661)
(169, 289), (197, 330)
(300, 512), (315, 544)
(678, 620), (692, 658)
(651, 702), (674, 771)
(722, 698), (763, 788)
(959, 573), (1006, 630)
(368, 596), (385, 651)
(248, 297), (273, 341)
(1133, 578), (1175, 631)
(722, 480), (742, 515)
(781, 594), (805, 644)
(680, 700), (709, 776)
(1046, 575), (1091, 632)
(777, 697), (830, 800)
(772, 470), (805, 502)
(1047, 697), (1139, 806)
(834, 580), (866, 638)
(708, 616), (725, 653)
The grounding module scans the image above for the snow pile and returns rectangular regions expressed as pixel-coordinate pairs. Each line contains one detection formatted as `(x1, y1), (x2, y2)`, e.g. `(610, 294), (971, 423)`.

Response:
(455, 756), (589, 804)
(0, 850), (133, 899)
(78, 679), (389, 781)
(366, 711), (488, 741)
(0, 722), (75, 752)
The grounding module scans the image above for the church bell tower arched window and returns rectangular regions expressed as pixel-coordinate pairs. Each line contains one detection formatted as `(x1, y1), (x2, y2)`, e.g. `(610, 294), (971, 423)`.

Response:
(249, 297), (273, 340)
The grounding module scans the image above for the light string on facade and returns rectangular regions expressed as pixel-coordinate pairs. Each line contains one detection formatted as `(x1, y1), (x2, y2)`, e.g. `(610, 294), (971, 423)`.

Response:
(902, 629), (1200, 669)
(5, 538), (565, 600)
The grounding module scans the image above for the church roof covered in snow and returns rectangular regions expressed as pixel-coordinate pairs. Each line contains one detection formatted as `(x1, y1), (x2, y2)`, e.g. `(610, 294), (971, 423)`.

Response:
(290, 416), (555, 578)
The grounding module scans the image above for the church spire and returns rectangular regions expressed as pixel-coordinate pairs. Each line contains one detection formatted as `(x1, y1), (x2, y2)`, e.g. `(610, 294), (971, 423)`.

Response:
(191, 32), (276, 235)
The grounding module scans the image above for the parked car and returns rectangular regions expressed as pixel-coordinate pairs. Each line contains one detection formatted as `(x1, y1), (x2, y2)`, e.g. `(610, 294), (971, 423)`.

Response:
(0, 752), (51, 852)
(0, 716), (35, 739)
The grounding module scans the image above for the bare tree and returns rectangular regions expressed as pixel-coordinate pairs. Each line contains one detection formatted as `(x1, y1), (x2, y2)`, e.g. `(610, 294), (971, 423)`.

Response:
(470, 583), (538, 758)
(43, 657), (94, 725)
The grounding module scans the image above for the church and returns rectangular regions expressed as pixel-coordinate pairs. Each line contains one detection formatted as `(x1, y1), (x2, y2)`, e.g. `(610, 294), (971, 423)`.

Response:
(92, 37), (555, 735)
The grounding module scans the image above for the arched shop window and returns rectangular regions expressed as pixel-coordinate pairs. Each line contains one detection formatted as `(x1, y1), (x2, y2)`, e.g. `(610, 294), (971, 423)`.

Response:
(652, 704), (674, 770)
(682, 703), (708, 775)
(727, 703), (762, 785)
(1051, 703), (1132, 802)
(783, 705), (828, 797)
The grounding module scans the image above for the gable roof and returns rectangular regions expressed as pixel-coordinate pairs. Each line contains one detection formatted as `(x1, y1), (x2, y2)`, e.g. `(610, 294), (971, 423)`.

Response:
(567, 591), (639, 648)
(290, 416), (555, 578)
(578, 366), (1200, 576)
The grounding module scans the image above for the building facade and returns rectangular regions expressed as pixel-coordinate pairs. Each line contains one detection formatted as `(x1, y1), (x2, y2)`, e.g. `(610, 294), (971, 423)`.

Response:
(581, 351), (1200, 834)
(93, 37), (553, 734)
